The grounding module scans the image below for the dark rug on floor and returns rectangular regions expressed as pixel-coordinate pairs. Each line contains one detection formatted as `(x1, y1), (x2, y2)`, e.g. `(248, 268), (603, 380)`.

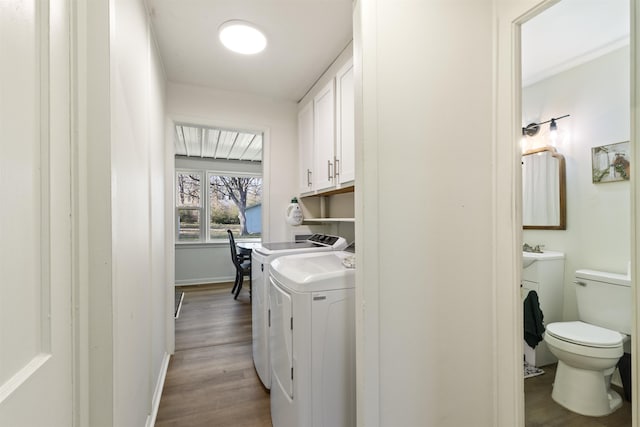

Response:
(175, 291), (184, 318)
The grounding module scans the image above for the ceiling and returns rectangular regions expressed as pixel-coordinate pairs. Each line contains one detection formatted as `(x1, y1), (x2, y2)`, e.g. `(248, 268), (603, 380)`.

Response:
(522, 0), (629, 87)
(174, 124), (263, 162)
(149, 1), (628, 159)
(147, 0), (353, 103)
(149, 0), (352, 163)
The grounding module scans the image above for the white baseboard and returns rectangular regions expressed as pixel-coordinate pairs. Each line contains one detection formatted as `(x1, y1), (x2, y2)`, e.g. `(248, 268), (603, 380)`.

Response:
(175, 276), (234, 286)
(146, 352), (170, 427)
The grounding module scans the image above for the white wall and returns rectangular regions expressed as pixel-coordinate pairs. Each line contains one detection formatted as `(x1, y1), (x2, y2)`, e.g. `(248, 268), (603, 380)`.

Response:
(167, 82), (301, 284)
(522, 46), (630, 320)
(82, 0), (168, 425)
(357, 1), (638, 425)
(356, 1), (497, 425)
(148, 6), (170, 423)
(167, 82), (299, 242)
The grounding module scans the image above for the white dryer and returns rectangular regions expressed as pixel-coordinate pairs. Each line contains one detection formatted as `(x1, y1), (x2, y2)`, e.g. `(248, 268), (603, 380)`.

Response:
(251, 234), (347, 389)
(269, 249), (356, 427)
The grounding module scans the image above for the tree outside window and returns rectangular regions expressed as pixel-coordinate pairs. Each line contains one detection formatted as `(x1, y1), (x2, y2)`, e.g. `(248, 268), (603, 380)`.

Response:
(176, 169), (262, 242)
(209, 175), (262, 240)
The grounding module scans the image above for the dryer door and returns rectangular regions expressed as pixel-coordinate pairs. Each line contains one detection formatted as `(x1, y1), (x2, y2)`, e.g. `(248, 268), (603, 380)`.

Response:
(269, 277), (293, 398)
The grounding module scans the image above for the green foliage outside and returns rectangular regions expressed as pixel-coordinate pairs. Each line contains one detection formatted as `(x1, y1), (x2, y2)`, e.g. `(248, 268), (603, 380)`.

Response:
(211, 204), (240, 225)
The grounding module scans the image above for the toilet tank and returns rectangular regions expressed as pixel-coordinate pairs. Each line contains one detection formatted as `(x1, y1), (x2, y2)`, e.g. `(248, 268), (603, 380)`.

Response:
(575, 269), (632, 335)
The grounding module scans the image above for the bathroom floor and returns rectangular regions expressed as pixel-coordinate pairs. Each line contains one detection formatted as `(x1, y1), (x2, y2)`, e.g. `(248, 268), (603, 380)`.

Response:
(525, 363), (631, 427)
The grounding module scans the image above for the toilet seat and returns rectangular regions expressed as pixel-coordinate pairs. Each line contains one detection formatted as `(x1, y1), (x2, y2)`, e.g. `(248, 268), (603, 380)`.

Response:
(546, 321), (624, 348)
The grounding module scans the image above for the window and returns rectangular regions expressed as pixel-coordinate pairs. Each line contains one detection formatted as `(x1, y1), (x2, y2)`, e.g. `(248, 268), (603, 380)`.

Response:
(208, 174), (262, 240)
(176, 169), (262, 242)
(176, 171), (202, 241)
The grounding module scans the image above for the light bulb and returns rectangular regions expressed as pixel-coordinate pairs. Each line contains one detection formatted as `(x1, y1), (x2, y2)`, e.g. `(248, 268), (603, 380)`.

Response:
(219, 21), (267, 55)
(549, 119), (558, 145)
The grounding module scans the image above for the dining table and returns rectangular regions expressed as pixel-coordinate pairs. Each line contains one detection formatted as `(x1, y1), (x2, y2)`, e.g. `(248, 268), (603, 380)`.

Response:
(236, 241), (262, 257)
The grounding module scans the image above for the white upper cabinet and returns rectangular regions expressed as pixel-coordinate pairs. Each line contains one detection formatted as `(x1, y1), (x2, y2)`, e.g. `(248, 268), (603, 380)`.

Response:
(298, 101), (315, 193)
(297, 52), (354, 197)
(313, 79), (337, 192)
(335, 59), (354, 185)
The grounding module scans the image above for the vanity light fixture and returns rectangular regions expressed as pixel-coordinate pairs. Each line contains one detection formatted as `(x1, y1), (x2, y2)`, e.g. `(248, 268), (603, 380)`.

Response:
(522, 114), (570, 137)
(218, 20), (267, 55)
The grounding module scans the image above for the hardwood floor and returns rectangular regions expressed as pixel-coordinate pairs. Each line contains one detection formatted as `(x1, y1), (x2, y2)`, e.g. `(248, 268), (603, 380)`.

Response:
(155, 283), (272, 427)
(157, 283), (633, 426)
(525, 363), (632, 427)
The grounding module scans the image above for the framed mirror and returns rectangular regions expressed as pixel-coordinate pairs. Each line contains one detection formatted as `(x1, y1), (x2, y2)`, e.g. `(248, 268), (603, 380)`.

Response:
(522, 146), (566, 230)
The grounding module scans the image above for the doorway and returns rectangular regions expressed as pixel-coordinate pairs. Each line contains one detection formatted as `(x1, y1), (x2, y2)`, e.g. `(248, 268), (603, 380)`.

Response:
(172, 123), (264, 287)
(518, 0), (632, 424)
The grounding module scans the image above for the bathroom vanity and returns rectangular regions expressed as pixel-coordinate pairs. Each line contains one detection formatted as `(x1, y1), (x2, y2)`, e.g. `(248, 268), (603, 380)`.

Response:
(522, 250), (565, 367)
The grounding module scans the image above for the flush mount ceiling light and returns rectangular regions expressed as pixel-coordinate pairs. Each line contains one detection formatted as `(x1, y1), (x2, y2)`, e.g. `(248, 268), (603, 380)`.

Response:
(218, 20), (267, 55)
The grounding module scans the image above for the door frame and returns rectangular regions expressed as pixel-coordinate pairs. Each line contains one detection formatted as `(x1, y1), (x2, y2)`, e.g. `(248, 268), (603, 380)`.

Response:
(495, 0), (638, 425)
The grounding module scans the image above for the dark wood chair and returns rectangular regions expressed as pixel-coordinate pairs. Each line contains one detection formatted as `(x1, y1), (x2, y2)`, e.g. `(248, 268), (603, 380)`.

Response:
(227, 229), (251, 300)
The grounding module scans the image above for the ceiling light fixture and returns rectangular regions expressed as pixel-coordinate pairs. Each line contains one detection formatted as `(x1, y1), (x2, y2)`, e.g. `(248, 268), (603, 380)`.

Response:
(522, 114), (570, 137)
(218, 20), (267, 55)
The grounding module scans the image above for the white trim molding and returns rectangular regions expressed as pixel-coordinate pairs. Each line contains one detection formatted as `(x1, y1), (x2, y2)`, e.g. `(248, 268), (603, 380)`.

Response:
(146, 352), (170, 427)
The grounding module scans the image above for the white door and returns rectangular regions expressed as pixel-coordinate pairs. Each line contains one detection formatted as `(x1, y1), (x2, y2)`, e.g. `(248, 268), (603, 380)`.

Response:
(269, 277), (293, 398)
(0, 1), (74, 426)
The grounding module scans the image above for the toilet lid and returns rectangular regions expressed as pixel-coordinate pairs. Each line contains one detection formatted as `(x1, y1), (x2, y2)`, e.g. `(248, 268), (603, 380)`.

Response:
(546, 321), (623, 348)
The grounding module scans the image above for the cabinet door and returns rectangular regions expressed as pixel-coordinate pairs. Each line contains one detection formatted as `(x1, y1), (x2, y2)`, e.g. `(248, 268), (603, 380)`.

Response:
(313, 79), (336, 191)
(336, 59), (355, 185)
(298, 101), (314, 193)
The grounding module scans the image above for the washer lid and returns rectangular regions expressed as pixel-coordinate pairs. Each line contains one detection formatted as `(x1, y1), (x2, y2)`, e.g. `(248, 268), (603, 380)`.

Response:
(546, 321), (624, 348)
(270, 251), (355, 292)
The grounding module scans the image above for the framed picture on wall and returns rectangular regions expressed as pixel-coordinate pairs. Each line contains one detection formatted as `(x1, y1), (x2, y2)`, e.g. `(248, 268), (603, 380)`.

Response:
(591, 141), (630, 183)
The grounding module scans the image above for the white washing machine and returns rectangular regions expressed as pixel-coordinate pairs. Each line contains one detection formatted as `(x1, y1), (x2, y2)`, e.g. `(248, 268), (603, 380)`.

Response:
(251, 234), (347, 389)
(269, 248), (356, 427)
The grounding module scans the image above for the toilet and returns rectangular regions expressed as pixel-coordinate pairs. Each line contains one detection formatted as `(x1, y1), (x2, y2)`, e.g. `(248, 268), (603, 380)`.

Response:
(544, 269), (631, 417)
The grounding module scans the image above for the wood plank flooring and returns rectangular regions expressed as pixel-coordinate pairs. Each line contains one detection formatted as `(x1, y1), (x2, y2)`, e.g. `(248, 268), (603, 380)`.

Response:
(525, 363), (631, 427)
(155, 284), (272, 427)
(156, 283), (633, 426)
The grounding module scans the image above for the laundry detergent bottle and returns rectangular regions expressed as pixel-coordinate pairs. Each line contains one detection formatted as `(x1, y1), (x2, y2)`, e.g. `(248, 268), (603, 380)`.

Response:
(285, 197), (304, 226)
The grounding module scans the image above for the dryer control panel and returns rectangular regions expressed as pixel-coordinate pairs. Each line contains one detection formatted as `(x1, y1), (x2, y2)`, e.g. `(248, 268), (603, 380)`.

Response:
(307, 234), (347, 249)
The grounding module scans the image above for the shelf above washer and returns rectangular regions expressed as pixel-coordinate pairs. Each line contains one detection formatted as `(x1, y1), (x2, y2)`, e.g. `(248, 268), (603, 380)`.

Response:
(302, 217), (355, 224)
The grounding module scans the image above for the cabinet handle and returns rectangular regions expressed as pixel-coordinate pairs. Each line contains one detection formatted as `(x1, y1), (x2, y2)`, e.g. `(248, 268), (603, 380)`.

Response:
(574, 280), (587, 287)
(307, 169), (312, 187)
(334, 157), (340, 178)
(327, 160), (333, 180)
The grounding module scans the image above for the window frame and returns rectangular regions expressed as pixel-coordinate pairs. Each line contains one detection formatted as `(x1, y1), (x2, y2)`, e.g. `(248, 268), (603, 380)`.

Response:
(175, 167), (263, 244)
(175, 169), (204, 243)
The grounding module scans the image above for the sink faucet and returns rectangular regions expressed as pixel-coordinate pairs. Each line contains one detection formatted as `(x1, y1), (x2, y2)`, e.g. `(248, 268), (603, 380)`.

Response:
(523, 243), (544, 253)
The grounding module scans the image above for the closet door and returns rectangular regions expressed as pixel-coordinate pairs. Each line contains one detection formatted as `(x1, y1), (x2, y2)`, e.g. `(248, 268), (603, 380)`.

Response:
(0, 1), (74, 425)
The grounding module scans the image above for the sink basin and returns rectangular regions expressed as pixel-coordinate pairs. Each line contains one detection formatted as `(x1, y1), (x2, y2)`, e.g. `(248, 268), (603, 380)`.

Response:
(522, 254), (537, 269)
(522, 250), (565, 269)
